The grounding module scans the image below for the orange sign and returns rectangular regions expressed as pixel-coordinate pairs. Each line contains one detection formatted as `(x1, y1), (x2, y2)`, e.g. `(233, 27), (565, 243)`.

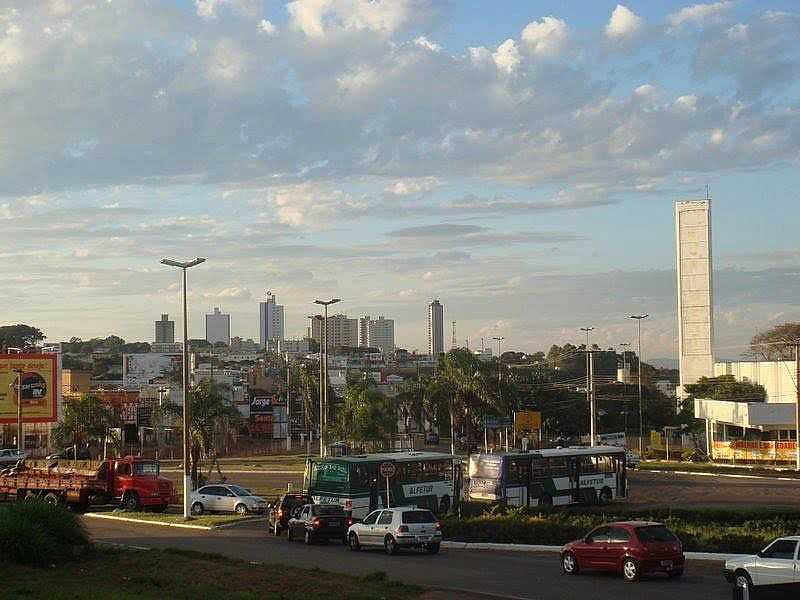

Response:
(0, 354), (58, 424)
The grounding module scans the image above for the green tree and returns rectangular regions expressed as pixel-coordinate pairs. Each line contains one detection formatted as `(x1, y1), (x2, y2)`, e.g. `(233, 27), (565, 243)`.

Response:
(684, 374), (766, 402)
(0, 324), (44, 350)
(331, 382), (396, 449)
(165, 381), (240, 488)
(751, 322), (800, 360)
(51, 394), (120, 455)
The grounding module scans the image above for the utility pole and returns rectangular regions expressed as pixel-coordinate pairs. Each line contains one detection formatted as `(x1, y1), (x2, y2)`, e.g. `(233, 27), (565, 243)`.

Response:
(314, 298), (341, 457)
(629, 314), (649, 456)
(492, 336), (506, 451)
(580, 327), (594, 445)
(286, 353), (292, 452)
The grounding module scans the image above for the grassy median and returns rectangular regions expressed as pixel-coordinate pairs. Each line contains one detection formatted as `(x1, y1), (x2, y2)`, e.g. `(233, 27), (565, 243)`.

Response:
(3, 547), (421, 600)
(91, 510), (258, 528)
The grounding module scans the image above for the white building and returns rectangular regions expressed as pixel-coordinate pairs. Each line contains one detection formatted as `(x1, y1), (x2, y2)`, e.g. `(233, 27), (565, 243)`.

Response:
(427, 300), (444, 355)
(358, 315), (395, 355)
(259, 291), (284, 348)
(205, 307), (231, 346)
(278, 338), (311, 358)
(675, 200), (715, 397)
(310, 314), (359, 348)
(123, 352), (185, 390)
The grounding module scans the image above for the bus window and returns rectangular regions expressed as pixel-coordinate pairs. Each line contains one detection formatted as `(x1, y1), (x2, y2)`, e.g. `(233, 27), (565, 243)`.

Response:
(405, 461), (422, 483)
(531, 457), (547, 481)
(349, 464), (371, 493)
(506, 458), (528, 485)
(470, 457), (502, 479)
(548, 457), (569, 478)
(593, 455), (613, 474)
(578, 456), (597, 475)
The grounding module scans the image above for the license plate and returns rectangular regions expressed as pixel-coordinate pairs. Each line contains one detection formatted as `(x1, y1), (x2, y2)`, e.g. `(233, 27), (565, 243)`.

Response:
(418, 535), (431, 542)
(660, 561), (673, 568)
(328, 520), (340, 526)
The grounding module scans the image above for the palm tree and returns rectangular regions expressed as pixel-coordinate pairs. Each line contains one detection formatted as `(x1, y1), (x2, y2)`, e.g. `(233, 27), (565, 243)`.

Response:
(427, 349), (496, 454)
(164, 380), (240, 488)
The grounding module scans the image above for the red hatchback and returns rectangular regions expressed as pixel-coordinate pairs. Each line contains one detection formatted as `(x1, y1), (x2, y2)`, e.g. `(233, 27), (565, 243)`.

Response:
(561, 521), (685, 582)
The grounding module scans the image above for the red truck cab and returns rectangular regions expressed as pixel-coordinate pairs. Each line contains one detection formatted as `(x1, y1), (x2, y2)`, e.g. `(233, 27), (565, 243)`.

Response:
(97, 456), (174, 512)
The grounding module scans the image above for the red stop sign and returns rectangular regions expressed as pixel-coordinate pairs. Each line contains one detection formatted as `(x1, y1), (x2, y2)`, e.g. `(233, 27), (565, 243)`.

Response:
(379, 462), (396, 478)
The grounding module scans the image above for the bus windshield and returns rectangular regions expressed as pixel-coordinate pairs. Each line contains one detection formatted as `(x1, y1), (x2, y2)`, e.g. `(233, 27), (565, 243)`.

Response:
(310, 461), (349, 493)
(469, 456), (502, 480)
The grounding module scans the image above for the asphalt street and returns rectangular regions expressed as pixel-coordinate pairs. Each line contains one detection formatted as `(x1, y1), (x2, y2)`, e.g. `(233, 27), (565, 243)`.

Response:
(85, 517), (733, 600)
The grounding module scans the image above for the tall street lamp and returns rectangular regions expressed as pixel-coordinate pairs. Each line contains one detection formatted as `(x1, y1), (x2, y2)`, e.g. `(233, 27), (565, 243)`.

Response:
(308, 314), (324, 456)
(161, 257), (206, 518)
(580, 327), (594, 445)
(629, 314), (649, 456)
(314, 298), (340, 457)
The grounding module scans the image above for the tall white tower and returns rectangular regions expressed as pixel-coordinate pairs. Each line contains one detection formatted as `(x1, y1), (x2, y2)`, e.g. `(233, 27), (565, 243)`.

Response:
(675, 200), (714, 397)
(259, 291), (285, 348)
(427, 300), (444, 356)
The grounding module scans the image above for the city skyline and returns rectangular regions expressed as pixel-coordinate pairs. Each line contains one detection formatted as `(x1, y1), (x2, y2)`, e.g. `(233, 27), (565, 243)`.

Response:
(3, 1), (800, 359)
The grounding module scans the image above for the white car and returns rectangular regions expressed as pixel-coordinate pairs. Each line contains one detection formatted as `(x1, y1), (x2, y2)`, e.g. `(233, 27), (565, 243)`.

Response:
(625, 451), (641, 469)
(0, 449), (26, 466)
(346, 506), (442, 555)
(189, 483), (268, 516)
(724, 536), (800, 593)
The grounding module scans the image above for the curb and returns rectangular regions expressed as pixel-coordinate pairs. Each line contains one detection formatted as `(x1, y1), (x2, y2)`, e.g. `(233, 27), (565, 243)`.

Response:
(642, 469), (800, 482)
(83, 512), (245, 530)
(440, 541), (747, 562)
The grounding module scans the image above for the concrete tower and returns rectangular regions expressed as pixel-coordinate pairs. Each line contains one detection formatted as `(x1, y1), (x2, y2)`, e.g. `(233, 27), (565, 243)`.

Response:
(675, 200), (714, 397)
(427, 300), (444, 356)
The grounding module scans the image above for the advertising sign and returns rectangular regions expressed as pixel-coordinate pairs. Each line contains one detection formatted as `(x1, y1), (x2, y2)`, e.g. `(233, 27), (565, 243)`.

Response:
(250, 413), (273, 435)
(484, 416), (513, 429)
(250, 395), (276, 414)
(0, 354), (58, 424)
(514, 410), (541, 433)
(122, 353), (182, 389)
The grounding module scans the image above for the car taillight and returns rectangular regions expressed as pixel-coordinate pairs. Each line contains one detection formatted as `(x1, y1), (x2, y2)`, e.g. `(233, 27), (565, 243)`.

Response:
(312, 517), (321, 528)
(435, 522), (442, 531)
(277, 509), (283, 518)
(397, 525), (409, 533)
(346, 518), (353, 527)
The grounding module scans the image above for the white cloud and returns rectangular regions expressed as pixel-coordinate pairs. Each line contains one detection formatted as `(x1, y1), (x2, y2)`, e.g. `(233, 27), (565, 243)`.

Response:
(726, 23), (748, 41)
(384, 177), (439, 197)
(667, 1), (732, 29)
(287, 0), (422, 37)
(258, 19), (276, 35)
(195, 0), (260, 20)
(521, 16), (568, 57)
(493, 38), (520, 74)
(605, 5), (643, 40)
(413, 36), (440, 52)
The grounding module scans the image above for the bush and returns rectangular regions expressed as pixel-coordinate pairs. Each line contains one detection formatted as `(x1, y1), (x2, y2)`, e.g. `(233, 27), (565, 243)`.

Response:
(0, 500), (90, 566)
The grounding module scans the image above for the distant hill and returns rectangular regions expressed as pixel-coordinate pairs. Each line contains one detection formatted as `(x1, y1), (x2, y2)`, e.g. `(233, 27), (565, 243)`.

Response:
(648, 357), (678, 370)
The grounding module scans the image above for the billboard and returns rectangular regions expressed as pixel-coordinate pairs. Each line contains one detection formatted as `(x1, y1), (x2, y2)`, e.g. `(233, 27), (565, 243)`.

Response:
(0, 354), (58, 424)
(514, 410), (541, 433)
(250, 395), (278, 414)
(123, 353), (182, 389)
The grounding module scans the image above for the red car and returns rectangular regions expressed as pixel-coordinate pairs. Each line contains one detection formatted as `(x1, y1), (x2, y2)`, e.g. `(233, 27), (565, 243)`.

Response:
(561, 521), (685, 582)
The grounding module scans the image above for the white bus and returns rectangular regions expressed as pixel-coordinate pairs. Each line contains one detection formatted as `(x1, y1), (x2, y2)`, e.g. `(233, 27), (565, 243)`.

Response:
(304, 451), (462, 519)
(468, 446), (628, 507)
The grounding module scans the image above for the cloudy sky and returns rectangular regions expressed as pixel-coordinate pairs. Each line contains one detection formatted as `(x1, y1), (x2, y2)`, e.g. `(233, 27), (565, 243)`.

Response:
(2, 0), (800, 359)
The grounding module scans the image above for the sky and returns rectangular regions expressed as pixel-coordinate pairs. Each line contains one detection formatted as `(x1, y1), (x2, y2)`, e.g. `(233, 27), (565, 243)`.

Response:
(1, 0), (800, 360)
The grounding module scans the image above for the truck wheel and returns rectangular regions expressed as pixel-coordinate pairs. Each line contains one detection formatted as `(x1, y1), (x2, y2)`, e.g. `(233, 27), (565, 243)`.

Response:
(43, 492), (61, 506)
(123, 491), (141, 512)
(191, 502), (204, 516)
(24, 491), (39, 502)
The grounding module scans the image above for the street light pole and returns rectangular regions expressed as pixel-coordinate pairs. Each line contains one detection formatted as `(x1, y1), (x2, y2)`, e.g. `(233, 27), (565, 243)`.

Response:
(161, 257), (206, 519)
(492, 336), (505, 451)
(314, 299), (341, 457)
(580, 327), (594, 446)
(629, 314), (649, 456)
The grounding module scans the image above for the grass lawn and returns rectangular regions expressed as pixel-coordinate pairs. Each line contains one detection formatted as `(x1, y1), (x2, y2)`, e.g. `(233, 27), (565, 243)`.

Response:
(4, 547), (422, 600)
(640, 460), (800, 478)
(159, 454), (310, 472)
(88, 510), (260, 528)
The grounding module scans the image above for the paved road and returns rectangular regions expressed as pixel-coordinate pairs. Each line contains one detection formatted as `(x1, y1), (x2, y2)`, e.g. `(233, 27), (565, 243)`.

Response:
(85, 518), (732, 600)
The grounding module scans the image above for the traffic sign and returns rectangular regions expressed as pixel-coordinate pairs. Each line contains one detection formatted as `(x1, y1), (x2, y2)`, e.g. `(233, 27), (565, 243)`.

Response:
(379, 462), (396, 479)
(514, 410), (541, 432)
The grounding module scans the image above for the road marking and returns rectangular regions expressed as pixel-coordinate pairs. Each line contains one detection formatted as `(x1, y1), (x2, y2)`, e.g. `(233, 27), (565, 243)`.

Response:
(85, 513), (214, 530)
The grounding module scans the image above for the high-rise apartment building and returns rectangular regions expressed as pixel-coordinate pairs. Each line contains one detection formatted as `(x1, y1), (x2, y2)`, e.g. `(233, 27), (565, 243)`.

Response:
(358, 315), (395, 355)
(259, 291), (285, 348)
(310, 314), (359, 348)
(205, 307), (231, 346)
(154, 314), (175, 344)
(675, 200), (714, 397)
(427, 300), (444, 355)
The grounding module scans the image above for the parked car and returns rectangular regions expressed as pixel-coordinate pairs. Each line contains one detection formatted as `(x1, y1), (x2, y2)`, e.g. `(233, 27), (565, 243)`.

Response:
(268, 492), (311, 536)
(286, 503), (350, 544)
(0, 449), (26, 466)
(347, 506), (442, 555)
(724, 536), (800, 593)
(46, 446), (92, 461)
(189, 483), (267, 515)
(561, 521), (684, 582)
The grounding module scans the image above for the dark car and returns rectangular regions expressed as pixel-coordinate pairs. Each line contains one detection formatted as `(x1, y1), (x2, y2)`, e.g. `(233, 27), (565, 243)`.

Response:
(287, 504), (351, 545)
(561, 521), (685, 582)
(46, 446), (92, 461)
(268, 493), (311, 536)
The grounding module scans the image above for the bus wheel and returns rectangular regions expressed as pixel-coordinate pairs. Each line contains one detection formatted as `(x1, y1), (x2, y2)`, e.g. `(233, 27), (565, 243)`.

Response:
(43, 492), (61, 506)
(540, 493), (553, 507)
(439, 495), (451, 514)
(599, 487), (613, 505)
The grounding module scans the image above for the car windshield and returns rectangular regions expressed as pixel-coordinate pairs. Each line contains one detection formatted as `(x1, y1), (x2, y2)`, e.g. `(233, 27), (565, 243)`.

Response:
(312, 505), (344, 516)
(133, 462), (160, 476)
(636, 526), (677, 543)
(401, 510), (437, 524)
(229, 485), (252, 497)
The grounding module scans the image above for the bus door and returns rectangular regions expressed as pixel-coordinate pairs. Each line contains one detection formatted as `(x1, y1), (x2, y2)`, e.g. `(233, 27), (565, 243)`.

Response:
(504, 457), (528, 507)
(615, 455), (626, 499)
(528, 456), (544, 507)
(568, 457), (580, 503)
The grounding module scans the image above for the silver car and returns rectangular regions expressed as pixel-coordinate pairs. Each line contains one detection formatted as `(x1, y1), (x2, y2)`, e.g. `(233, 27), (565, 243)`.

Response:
(347, 506), (442, 555)
(189, 484), (268, 516)
(0, 449), (26, 466)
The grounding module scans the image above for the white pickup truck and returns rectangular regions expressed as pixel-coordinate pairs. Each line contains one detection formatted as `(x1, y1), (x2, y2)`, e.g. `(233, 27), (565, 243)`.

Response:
(724, 536), (800, 593)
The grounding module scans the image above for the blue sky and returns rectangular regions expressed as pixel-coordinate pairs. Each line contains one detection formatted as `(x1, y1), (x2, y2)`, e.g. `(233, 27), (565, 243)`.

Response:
(1, 0), (800, 359)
